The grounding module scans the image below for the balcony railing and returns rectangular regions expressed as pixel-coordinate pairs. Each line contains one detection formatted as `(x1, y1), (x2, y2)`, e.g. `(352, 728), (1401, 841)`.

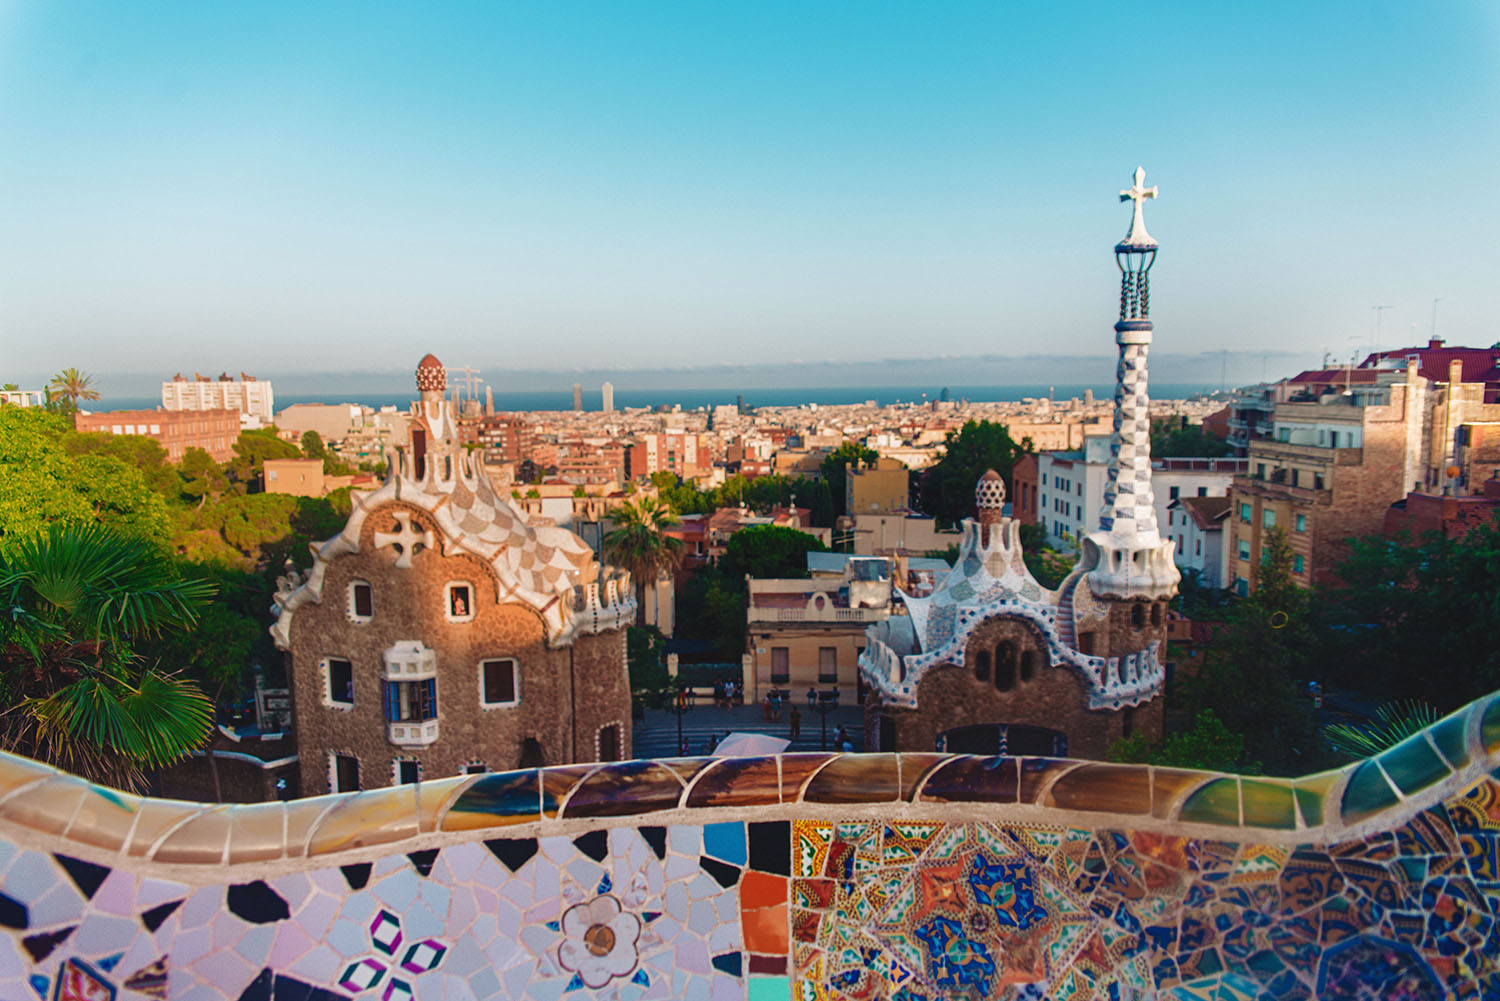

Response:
(748, 605), (888, 624)
(388, 718), (439, 747)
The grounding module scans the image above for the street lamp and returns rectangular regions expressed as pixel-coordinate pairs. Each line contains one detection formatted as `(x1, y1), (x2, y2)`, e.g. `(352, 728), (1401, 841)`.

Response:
(807, 687), (841, 751)
(674, 681), (689, 757)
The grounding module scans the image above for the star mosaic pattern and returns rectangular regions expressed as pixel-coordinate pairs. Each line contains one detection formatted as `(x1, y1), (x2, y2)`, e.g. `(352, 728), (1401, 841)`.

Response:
(0, 692), (1496, 1000)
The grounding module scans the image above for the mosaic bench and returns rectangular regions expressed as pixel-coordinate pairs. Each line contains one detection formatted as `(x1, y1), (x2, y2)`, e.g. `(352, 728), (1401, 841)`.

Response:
(1, 692), (1498, 1001)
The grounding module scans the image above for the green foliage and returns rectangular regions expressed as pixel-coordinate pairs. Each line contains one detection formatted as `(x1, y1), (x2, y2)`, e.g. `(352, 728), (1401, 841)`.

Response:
(47, 368), (100, 411)
(228, 430), (302, 491)
(1108, 710), (1252, 773)
(0, 408), (171, 549)
(720, 525), (829, 582)
(820, 442), (879, 518)
(626, 625), (672, 705)
(0, 524), (215, 790)
(675, 569), (748, 660)
(65, 431), (182, 499)
(300, 430), (328, 458)
(179, 447), (229, 508)
(1322, 516), (1500, 710)
(918, 420), (1033, 527)
(1176, 526), (1328, 776)
(1324, 699), (1441, 761)
(184, 491), (349, 569)
(1017, 522), (1078, 589)
(656, 473), (835, 528)
(1150, 417), (1232, 458)
(604, 497), (685, 627)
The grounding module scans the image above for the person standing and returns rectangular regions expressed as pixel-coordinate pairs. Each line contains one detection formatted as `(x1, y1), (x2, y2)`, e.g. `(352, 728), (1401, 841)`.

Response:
(788, 704), (802, 740)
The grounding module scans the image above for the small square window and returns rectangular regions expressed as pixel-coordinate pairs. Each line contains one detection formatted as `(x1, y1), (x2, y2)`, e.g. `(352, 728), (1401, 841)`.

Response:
(1263, 510), (1276, 529)
(1197, 486), (1207, 497)
(326, 658), (354, 706)
(446, 583), (474, 621)
(1293, 555), (1305, 574)
(396, 760), (421, 785)
(480, 658), (518, 707)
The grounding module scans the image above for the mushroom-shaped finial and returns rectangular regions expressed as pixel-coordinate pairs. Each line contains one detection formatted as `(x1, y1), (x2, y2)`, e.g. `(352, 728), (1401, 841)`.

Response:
(975, 469), (1006, 525)
(415, 354), (446, 394)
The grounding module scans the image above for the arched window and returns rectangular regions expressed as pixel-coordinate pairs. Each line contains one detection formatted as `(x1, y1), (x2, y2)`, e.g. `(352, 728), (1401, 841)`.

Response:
(1131, 604), (1145, 629)
(994, 642), (1016, 691)
(975, 650), (991, 682)
(1151, 603), (1164, 627)
(1019, 649), (1037, 683)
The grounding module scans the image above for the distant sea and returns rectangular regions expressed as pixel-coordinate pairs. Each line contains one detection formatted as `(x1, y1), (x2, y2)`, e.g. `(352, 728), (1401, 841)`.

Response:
(93, 383), (1220, 414)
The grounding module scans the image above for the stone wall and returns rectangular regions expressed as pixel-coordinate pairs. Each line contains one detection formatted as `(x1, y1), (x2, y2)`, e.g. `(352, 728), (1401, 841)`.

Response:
(1, 692), (1498, 1000)
(290, 502), (630, 795)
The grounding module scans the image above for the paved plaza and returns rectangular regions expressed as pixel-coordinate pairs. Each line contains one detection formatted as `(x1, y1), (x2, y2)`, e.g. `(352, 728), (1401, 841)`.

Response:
(631, 698), (867, 758)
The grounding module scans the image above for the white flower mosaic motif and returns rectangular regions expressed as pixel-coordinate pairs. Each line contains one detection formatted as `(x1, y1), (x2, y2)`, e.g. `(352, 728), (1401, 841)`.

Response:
(556, 894), (642, 989)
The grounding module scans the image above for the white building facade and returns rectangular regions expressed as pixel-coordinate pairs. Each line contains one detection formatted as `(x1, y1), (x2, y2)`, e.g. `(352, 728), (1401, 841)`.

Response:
(162, 375), (275, 426)
(1037, 435), (1245, 549)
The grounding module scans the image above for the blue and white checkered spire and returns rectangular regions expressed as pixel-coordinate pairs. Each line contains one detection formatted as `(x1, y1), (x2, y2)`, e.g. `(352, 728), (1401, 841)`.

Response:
(1083, 167), (1180, 602)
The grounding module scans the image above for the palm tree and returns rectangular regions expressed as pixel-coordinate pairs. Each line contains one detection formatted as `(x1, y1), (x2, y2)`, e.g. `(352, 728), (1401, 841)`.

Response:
(604, 496), (684, 627)
(0, 524), (216, 791)
(47, 368), (101, 411)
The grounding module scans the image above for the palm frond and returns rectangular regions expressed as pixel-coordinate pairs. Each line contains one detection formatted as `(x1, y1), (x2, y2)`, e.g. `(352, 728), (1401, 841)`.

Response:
(1324, 699), (1441, 760)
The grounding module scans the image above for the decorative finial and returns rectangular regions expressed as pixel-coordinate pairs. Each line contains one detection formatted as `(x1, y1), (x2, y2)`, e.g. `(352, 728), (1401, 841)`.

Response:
(975, 469), (1006, 525)
(1118, 166), (1158, 249)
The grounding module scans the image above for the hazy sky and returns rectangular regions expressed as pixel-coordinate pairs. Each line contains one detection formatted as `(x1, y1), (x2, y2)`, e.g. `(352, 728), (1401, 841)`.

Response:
(3, 1), (1498, 384)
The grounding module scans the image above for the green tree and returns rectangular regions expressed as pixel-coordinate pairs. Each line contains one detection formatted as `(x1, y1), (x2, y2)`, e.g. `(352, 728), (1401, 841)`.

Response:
(918, 421), (1033, 527)
(1150, 417), (1233, 458)
(0, 408), (171, 550)
(626, 625), (673, 706)
(604, 496), (685, 626)
(720, 525), (829, 581)
(1108, 709), (1252, 772)
(1324, 518), (1500, 709)
(1018, 522), (1078, 589)
(65, 430), (182, 499)
(1178, 526), (1326, 775)
(820, 442), (879, 518)
(46, 368), (101, 412)
(0, 524), (215, 791)
(300, 430), (328, 459)
(228, 430), (302, 491)
(179, 447), (229, 509)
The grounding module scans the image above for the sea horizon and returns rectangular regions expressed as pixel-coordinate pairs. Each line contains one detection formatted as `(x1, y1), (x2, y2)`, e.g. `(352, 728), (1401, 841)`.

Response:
(89, 382), (1224, 415)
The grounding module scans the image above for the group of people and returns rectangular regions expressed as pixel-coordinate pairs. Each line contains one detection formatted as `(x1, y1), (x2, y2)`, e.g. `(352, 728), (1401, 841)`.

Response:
(712, 678), (740, 709)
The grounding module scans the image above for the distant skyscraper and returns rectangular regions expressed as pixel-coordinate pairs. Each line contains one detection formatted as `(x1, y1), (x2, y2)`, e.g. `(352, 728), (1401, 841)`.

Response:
(736, 394), (745, 413)
(602, 382), (614, 414)
(939, 387), (950, 403)
(573, 383), (583, 411)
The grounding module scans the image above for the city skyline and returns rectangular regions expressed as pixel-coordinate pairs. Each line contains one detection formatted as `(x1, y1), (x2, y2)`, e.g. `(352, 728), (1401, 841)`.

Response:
(2, 3), (1497, 379)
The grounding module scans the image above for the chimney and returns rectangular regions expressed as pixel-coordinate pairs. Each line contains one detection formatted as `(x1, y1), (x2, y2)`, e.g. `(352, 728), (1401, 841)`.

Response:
(1429, 338), (1444, 349)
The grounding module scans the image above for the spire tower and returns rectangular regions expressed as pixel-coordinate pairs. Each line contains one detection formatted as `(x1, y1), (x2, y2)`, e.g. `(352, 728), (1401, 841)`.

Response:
(1081, 167), (1180, 600)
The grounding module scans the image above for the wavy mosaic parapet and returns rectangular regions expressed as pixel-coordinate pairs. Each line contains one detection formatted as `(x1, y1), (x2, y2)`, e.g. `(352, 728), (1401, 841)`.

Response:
(0, 693), (1494, 872)
(2, 693), (1500, 1000)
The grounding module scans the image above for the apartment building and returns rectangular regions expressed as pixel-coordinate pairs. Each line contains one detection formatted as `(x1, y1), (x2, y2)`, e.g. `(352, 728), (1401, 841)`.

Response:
(162, 373), (274, 425)
(844, 456), (910, 515)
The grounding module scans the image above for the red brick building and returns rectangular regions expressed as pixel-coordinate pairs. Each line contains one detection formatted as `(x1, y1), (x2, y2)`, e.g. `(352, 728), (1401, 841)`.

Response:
(74, 407), (239, 463)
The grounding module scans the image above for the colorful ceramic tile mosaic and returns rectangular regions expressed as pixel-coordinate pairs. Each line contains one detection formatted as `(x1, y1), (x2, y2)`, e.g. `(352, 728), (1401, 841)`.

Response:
(0, 692), (1498, 999)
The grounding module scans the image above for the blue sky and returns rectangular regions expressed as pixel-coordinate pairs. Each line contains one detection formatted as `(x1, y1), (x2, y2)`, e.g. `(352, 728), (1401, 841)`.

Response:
(2, 1), (1497, 385)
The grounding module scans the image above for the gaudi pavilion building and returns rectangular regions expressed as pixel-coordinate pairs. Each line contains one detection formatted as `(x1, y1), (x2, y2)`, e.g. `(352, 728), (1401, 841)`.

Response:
(272, 355), (635, 795)
(860, 168), (1180, 758)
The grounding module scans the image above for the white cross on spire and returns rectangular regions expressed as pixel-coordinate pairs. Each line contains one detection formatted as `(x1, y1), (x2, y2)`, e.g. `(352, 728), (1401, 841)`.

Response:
(1119, 165), (1158, 247)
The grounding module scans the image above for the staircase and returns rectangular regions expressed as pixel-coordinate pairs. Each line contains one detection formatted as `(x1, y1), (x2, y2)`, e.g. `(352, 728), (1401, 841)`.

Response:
(1055, 576), (1079, 648)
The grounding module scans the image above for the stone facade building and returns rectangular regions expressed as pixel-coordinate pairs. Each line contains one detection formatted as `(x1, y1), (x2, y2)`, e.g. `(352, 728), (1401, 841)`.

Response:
(271, 355), (635, 796)
(859, 169), (1176, 760)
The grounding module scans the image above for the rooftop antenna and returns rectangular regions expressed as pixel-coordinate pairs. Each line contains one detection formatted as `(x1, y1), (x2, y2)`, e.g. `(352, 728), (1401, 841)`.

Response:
(1431, 297), (1444, 340)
